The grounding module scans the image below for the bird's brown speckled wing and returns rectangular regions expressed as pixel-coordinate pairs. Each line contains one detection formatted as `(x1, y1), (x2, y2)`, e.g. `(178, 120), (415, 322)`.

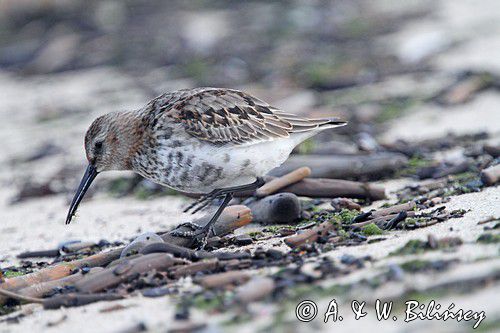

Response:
(154, 88), (344, 145)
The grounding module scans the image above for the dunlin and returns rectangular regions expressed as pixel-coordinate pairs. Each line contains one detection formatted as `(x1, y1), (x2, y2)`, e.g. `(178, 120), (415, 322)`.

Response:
(65, 87), (346, 247)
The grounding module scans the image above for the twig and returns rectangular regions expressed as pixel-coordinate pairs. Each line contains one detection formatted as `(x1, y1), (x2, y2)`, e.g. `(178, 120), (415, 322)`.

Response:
(371, 201), (416, 218)
(194, 271), (250, 288)
(140, 242), (212, 261)
(432, 161), (472, 179)
(43, 293), (124, 309)
(140, 242), (250, 261)
(351, 211), (416, 228)
(255, 167), (311, 197)
(17, 268), (104, 299)
(0, 287), (43, 304)
(170, 259), (219, 279)
(74, 253), (182, 293)
(383, 211), (408, 230)
(284, 220), (337, 248)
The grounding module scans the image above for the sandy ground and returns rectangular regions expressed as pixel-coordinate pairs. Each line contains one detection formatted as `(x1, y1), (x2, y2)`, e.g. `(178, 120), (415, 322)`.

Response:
(0, 0), (499, 332)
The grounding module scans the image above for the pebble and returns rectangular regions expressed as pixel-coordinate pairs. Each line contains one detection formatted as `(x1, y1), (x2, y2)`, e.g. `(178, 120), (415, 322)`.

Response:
(120, 232), (164, 258)
(266, 249), (284, 260)
(142, 287), (172, 298)
(388, 264), (405, 281)
(234, 234), (253, 246)
(331, 198), (361, 211)
(340, 254), (365, 268)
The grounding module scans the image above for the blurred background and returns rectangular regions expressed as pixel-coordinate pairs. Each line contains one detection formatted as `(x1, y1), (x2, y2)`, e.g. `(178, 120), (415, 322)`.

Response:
(1, 0), (499, 200)
(0, 0), (499, 332)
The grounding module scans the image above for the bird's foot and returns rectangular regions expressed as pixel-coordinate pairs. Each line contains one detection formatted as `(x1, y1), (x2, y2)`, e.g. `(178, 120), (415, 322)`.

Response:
(169, 221), (204, 238)
(170, 222), (213, 250)
(194, 225), (214, 250)
(255, 177), (266, 187)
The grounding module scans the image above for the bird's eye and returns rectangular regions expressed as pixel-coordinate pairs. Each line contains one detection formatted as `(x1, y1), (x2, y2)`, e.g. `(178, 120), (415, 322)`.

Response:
(94, 141), (103, 151)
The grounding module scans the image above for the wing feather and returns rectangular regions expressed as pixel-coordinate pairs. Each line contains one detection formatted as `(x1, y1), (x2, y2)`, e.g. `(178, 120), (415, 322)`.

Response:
(155, 88), (345, 145)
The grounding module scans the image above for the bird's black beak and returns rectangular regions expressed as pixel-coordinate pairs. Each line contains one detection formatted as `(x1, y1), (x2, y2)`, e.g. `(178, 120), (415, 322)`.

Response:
(65, 164), (98, 225)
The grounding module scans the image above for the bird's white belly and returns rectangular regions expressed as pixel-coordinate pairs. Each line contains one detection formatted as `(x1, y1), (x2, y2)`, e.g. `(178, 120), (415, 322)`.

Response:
(202, 139), (295, 187)
(228, 140), (294, 177)
(148, 138), (296, 193)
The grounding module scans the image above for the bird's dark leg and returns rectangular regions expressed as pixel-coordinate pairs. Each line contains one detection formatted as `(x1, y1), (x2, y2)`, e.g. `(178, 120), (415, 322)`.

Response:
(195, 192), (233, 249)
(170, 192), (233, 249)
(183, 177), (264, 214)
(172, 178), (265, 248)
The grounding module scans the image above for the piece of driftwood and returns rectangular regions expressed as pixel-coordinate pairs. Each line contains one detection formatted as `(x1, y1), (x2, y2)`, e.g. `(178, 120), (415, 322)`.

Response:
(246, 193), (301, 224)
(43, 293), (124, 309)
(17, 249), (60, 259)
(194, 270), (250, 289)
(418, 178), (449, 192)
(0, 288), (43, 304)
(221, 258), (253, 271)
(61, 241), (98, 253)
(351, 211), (416, 228)
(352, 211), (372, 223)
(140, 242), (212, 261)
(481, 164), (500, 185)
(270, 153), (408, 179)
(274, 178), (386, 200)
(75, 253), (181, 293)
(235, 177), (386, 200)
(284, 221), (337, 248)
(108, 254), (144, 268)
(0, 248), (122, 304)
(404, 219), (439, 229)
(383, 211), (408, 230)
(140, 242), (250, 261)
(170, 259), (219, 279)
(161, 205), (252, 247)
(17, 267), (104, 299)
(370, 201), (416, 218)
(256, 167), (311, 197)
(439, 75), (487, 105)
(235, 276), (275, 304)
(432, 161), (472, 179)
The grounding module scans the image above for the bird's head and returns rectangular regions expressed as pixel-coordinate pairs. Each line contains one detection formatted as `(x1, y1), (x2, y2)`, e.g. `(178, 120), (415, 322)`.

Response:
(65, 111), (141, 224)
(84, 112), (135, 172)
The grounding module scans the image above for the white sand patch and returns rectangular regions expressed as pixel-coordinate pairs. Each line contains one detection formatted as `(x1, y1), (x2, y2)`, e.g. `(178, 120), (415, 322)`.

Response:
(381, 91), (500, 142)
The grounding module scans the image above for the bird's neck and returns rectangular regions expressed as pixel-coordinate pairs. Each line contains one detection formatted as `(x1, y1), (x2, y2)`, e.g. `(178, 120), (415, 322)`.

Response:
(111, 111), (147, 171)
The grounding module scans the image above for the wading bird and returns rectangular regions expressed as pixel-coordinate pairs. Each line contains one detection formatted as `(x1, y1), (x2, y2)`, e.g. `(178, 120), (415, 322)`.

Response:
(65, 87), (346, 247)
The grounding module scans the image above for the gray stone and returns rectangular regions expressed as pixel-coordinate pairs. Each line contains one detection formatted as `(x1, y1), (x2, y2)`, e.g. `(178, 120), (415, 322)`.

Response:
(120, 232), (164, 258)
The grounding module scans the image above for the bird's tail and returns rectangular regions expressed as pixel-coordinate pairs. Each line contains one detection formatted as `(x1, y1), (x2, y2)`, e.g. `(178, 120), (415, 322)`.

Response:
(283, 116), (347, 147)
(315, 117), (347, 129)
(286, 116), (347, 133)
